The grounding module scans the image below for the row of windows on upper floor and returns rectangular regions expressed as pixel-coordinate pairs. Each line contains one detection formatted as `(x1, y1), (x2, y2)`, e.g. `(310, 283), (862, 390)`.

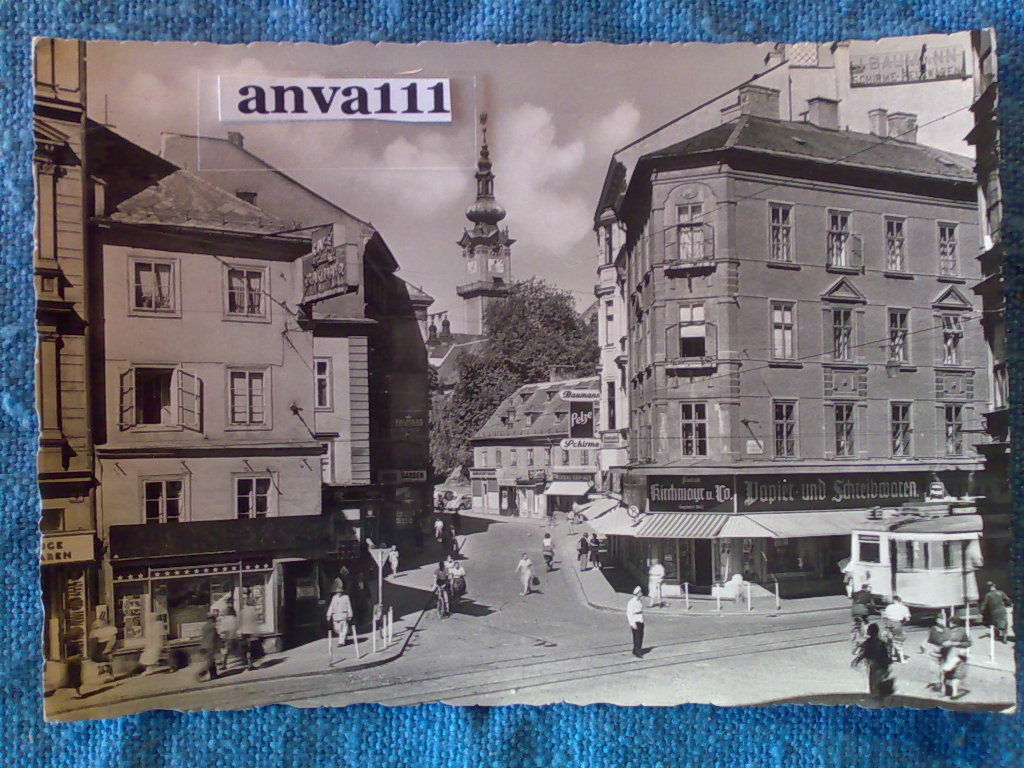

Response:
(629, 399), (976, 463)
(128, 256), (273, 320)
(137, 474), (279, 524)
(610, 204), (966, 280)
(117, 358), (336, 431)
(476, 447), (593, 468)
(623, 301), (977, 371)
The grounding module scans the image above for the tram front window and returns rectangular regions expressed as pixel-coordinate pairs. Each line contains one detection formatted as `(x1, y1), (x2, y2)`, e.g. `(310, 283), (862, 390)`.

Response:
(858, 535), (880, 564)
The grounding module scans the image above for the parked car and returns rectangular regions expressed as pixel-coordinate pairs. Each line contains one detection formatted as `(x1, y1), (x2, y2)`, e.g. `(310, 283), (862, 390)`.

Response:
(445, 494), (472, 511)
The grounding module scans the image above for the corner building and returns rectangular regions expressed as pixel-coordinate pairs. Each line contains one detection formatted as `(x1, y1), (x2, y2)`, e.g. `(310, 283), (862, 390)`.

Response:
(595, 86), (986, 597)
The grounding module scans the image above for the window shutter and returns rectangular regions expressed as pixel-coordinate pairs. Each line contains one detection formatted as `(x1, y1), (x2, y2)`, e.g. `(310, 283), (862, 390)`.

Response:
(665, 322), (680, 360)
(823, 403), (835, 459)
(854, 309), (866, 363)
(857, 402), (868, 460)
(702, 222), (715, 260)
(822, 309), (833, 362)
(936, 404), (946, 455)
(652, 305), (664, 361)
(118, 369), (135, 431)
(934, 313), (944, 365)
(176, 368), (202, 431)
(849, 234), (864, 269)
(706, 321), (718, 360)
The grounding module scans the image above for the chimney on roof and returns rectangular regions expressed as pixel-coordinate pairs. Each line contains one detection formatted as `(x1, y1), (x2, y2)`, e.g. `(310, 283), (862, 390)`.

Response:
(721, 84), (780, 122)
(868, 108), (888, 138)
(805, 97), (840, 130)
(227, 131), (245, 148)
(548, 365), (575, 382)
(886, 112), (917, 143)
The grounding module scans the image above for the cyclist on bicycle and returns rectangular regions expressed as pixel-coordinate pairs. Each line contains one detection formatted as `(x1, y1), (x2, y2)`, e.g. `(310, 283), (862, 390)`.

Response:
(434, 560), (451, 618)
(850, 582), (874, 649)
(542, 533), (555, 571)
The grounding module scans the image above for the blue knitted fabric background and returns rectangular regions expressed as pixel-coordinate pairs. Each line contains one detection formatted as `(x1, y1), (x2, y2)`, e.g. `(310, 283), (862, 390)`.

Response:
(2, 2), (1022, 767)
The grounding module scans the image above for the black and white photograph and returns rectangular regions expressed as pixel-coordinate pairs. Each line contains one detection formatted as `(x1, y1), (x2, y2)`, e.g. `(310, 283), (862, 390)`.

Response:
(35, 33), (1014, 720)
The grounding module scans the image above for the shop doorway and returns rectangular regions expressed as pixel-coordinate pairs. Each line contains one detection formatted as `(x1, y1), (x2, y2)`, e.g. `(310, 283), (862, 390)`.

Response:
(282, 561), (323, 648)
(499, 487), (517, 516)
(693, 540), (713, 588)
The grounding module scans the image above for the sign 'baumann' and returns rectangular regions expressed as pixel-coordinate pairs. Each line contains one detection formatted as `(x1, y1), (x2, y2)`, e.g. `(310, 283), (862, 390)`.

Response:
(647, 473), (929, 513)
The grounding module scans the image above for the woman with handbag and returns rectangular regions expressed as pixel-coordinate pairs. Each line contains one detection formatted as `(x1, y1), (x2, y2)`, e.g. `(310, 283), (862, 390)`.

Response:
(450, 560), (467, 609)
(515, 553), (534, 596)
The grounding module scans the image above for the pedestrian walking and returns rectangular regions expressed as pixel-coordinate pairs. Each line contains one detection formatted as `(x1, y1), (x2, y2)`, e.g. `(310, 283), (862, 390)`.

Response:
(515, 553), (534, 595)
(569, 501), (580, 534)
(939, 616), (972, 699)
(588, 533), (600, 569)
(881, 595), (911, 662)
(577, 534), (591, 571)
(850, 582), (873, 649)
(326, 585), (353, 646)
(434, 517), (444, 542)
(542, 532), (555, 571)
(388, 545), (400, 577)
(627, 586), (645, 658)
(919, 613), (950, 691)
(216, 603), (239, 672)
(442, 525), (457, 558)
(138, 611), (166, 676)
(434, 560), (452, 618)
(852, 622), (895, 704)
(980, 581), (1012, 643)
(648, 559), (666, 608)
(238, 592), (261, 671)
(196, 613), (221, 682)
(450, 560), (467, 609)
(451, 509), (462, 535)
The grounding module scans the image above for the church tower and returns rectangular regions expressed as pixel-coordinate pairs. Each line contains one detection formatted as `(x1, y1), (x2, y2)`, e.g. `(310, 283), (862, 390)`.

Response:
(456, 113), (514, 336)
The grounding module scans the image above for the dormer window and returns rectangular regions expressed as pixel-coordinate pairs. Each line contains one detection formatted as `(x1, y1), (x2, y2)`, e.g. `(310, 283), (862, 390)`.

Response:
(235, 190), (258, 205)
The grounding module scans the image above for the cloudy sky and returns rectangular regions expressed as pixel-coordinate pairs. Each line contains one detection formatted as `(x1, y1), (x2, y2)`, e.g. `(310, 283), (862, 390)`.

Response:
(86, 37), (974, 331)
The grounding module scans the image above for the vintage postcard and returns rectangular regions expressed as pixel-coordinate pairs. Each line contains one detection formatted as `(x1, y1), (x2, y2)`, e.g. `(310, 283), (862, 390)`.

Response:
(35, 35), (1014, 720)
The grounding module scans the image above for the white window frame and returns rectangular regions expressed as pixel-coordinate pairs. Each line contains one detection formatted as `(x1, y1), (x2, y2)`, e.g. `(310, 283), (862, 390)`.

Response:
(678, 303), (707, 359)
(943, 404), (965, 456)
(676, 203), (704, 263)
(768, 202), (793, 263)
(773, 399), (797, 458)
(118, 365), (202, 432)
(890, 401), (912, 457)
(770, 301), (796, 360)
(832, 308), (853, 361)
(227, 368), (271, 429)
(833, 401), (856, 457)
(140, 475), (187, 524)
(938, 222), (959, 276)
(827, 210), (851, 267)
(888, 309), (910, 363)
(234, 473), (277, 519)
(941, 314), (965, 367)
(680, 402), (708, 457)
(885, 217), (907, 272)
(128, 256), (180, 317)
(314, 357), (333, 411)
(223, 263), (270, 321)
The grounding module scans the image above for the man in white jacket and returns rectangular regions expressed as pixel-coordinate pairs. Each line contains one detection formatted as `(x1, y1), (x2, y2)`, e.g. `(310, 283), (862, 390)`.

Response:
(648, 559), (666, 608)
(627, 586), (645, 658)
(326, 587), (353, 646)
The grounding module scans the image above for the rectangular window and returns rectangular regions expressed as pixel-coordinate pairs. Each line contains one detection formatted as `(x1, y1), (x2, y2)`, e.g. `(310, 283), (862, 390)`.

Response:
(135, 367), (174, 425)
(676, 203), (703, 263)
(834, 402), (855, 457)
(236, 476), (273, 519)
(827, 210), (851, 267)
(678, 304), (706, 358)
(527, 449), (534, 466)
(132, 259), (175, 312)
(832, 309), (853, 361)
(680, 402), (708, 457)
(890, 402), (911, 457)
(859, 534), (881, 564)
(941, 315), (964, 366)
(944, 404), (964, 455)
(561, 448), (570, 464)
(314, 358), (332, 410)
(143, 479), (183, 524)
(938, 223), (958, 276)
(606, 380), (617, 430)
(119, 367), (201, 431)
(229, 370), (266, 426)
(495, 449), (502, 465)
(773, 400), (796, 458)
(769, 203), (793, 262)
(510, 450), (518, 467)
(888, 310), (909, 363)
(580, 449), (589, 465)
(771, 302), (795, 359)
(993, 362), (1008, 410)
(885, 218), (906, 271)
(480, 450), (487, 466)
(226, 267), (266, 317)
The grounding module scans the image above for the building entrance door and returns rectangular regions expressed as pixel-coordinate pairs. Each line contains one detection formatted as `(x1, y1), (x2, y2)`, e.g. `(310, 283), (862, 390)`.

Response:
(499, 487), (517, 517)
(282, 561), (323, 648)
(693, 540), (713, 587)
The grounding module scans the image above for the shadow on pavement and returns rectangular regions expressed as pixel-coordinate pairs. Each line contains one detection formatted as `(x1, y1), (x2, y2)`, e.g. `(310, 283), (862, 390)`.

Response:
(762, 692), (1014, 712)
(451, 599), (496, 618)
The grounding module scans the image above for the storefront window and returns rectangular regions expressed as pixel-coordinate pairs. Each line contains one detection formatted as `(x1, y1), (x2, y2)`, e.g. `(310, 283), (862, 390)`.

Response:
(114, 582), (147, 646)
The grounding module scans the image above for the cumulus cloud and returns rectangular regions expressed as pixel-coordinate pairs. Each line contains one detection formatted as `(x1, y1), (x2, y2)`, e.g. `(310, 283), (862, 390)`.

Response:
(590, 101), (642, 154)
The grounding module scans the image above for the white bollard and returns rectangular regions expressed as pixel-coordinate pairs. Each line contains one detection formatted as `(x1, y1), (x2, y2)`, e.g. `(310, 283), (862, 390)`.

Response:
(328, 628), (334, 664)
(774, 581), (781, 611)
(965, 606), (971, 638)
(716, 591), (721, 612)
(684, 582), (690, 611)
(372, 621), (378, 654)
(351, 624), (361, 659)
(746, 583), (752, 612)
(990, 625), (996, 664)
(388, 607), (394, 646)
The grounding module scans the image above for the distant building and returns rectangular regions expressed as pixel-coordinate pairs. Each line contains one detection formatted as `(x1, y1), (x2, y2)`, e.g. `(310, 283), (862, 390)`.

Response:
(593, 84), (985, 597)
(35, 39), (98, 687)
(470, 375), (599, 518)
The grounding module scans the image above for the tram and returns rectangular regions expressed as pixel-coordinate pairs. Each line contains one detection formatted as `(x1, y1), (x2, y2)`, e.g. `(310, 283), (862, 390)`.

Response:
(848, 507), (984, 611)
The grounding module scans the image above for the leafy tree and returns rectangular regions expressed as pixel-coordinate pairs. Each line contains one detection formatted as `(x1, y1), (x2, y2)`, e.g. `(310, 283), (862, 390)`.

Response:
(430, 279), (598, 476)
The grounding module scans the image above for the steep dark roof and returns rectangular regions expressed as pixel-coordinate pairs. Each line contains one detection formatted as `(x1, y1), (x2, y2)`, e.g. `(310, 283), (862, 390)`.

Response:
(645, 115), (973, 182)
(472, 376), (599, 441)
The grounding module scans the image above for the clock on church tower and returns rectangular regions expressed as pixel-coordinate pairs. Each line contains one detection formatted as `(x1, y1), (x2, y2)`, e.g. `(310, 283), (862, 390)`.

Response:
(456, 114), (515, 336)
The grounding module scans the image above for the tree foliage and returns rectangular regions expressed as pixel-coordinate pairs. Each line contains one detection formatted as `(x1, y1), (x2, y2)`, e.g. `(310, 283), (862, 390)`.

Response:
(430, 279), (598, 476)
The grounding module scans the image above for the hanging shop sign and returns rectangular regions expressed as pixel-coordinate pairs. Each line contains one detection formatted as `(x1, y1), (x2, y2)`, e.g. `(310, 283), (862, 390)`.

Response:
(647, 475), (735, 513)
(40, 532), (95, 565)
(560, 437), (600, 450)
(62, 568), (88, 658)
(301, 226), (349, 303)
(568, 401), (595, 438)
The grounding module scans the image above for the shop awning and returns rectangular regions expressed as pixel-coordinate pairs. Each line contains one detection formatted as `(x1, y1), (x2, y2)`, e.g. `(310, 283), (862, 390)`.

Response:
(719, 510), (871, 539)
(588, 505), (644, 536)
(543, 481), (592, 497)
(634, 512), (729, 539)
(577, 497), (619, 520)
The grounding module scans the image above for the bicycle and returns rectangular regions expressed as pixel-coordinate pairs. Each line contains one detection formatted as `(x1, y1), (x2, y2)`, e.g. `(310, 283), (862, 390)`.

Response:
(435, 584), (451, 619)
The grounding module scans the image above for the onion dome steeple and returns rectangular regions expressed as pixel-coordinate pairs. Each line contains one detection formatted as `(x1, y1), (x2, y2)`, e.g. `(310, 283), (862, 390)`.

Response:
(465, 113), (506, 227)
